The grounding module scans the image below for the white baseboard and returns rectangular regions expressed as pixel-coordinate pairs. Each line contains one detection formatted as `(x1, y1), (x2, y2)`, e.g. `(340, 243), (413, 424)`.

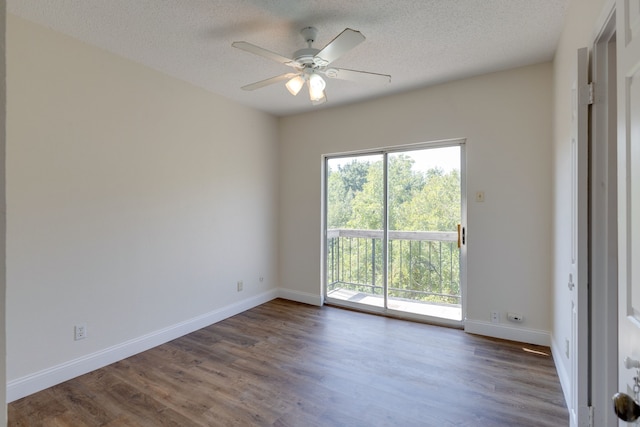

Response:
(464, 319), (551, 346)
(6, 289), (279, 403)
(550, 335), (571, 407)
(277, 288), (323, 306)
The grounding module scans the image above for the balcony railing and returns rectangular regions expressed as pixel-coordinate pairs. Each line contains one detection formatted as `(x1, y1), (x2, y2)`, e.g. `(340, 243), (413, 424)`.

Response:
(327, 228), (460, 305)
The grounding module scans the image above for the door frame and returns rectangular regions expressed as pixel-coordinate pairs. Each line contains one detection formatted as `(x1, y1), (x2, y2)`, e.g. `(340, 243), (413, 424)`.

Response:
(569, 47), (590, 427)
(590, 3), (618, 425)
(321, 138), (467, 327)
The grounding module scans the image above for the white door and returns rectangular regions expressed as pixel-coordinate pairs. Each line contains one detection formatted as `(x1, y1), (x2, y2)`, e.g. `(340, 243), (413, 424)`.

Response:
(616, 0), (640, 425)
(569, 47), (590, 427)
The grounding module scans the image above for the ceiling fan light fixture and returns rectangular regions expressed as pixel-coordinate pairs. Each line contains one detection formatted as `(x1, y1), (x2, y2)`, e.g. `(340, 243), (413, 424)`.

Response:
(308, 73), (326, 101)
(285, 75), (305, 96)
(311, 91), (327, 105)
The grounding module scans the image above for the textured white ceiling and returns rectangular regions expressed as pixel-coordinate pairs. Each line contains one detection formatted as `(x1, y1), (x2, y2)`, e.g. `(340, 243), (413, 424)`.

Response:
(8, 0), (568, 116)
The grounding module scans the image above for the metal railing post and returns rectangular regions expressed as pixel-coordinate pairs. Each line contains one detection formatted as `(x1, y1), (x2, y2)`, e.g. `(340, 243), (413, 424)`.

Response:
(371, 237), (376, 293)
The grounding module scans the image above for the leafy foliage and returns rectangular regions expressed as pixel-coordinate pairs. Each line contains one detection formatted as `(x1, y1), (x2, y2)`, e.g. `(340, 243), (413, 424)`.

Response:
(400, 167), (460, 231)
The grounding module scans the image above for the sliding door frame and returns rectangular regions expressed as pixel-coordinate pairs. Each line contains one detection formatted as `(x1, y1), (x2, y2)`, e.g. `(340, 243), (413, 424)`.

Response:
(321, 138), (467, 327)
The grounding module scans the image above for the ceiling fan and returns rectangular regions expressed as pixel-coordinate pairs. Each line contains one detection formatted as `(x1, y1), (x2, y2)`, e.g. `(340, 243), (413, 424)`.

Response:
(232, 27), (391, 105)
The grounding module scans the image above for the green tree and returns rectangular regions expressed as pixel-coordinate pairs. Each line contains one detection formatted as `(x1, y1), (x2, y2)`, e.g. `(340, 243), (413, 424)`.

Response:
(327, 159), (372, 228)
(347, 160), (383, 230)
(399, 168), (460, 231)
(326, 171), (350, 228)
(387, 155), (425, 230)
(338, 160), (370, 194)
(347, 155), (425, 230)
(390, 167), (461, 300)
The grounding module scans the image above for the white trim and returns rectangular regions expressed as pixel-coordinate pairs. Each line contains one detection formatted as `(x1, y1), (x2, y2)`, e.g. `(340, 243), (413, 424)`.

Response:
(592, 0), (616, 42)
(464, 319), (550, 346)
(321, 137), (467, 161)
(459, 143), (468, 324)
(277, 288), (323, 306)
(6, 289), (278, 402)
(589, 6), (618, 426)
(551, 335), (572, 409)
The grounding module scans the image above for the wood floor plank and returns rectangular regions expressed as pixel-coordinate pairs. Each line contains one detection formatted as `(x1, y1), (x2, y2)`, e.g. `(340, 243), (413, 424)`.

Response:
(8, 299), (568, 426)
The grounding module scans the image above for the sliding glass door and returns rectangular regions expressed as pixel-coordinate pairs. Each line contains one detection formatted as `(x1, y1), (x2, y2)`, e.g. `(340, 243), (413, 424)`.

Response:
(325, 153), (384, 309)
(324, 142), (465, 324)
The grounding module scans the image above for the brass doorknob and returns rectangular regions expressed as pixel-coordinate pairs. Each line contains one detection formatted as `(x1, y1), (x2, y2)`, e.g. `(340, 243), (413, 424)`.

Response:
(613, 392), (640, 422)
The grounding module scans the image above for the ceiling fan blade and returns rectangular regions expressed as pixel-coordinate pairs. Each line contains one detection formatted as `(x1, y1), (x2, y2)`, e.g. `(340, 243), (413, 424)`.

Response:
(325, 68), (391, 85)
(314, 28), (365, 66)
(232, 41), (298, 67)
(240, 73), (299, 91)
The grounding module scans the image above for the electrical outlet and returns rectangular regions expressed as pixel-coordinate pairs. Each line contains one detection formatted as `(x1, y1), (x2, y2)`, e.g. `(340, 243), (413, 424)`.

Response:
(490, 311), (500, 323)
(237, 280), (243, 292)
(507, 312), (524, 322)
(74, 324), (87, 341)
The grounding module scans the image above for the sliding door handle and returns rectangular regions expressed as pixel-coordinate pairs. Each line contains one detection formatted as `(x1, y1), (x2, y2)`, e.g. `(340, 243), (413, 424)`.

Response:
(457, 225), (466, 248)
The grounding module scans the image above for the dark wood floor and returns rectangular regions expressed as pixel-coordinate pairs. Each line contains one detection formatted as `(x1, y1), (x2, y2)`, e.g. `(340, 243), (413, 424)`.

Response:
(8, 299), (568, 426)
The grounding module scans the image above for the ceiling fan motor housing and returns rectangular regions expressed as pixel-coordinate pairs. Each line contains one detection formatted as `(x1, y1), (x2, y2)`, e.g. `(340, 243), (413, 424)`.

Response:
(300, 27), (318, 44)
(292, 48), (321, 67)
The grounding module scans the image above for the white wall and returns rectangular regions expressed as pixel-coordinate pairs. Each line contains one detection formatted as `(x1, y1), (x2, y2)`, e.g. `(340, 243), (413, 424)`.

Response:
(279, 63), (553, 344)
(550, 0), (607, 403)
(6, 15), (279, 399)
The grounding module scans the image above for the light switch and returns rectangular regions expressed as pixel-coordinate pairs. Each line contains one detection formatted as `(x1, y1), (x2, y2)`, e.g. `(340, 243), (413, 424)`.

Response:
(476, 191), (485, 202)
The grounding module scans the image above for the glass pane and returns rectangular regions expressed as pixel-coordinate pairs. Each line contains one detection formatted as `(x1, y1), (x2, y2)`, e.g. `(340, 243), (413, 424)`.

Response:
(387, 146), (462, 320)
(326, 154), (384, 308)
